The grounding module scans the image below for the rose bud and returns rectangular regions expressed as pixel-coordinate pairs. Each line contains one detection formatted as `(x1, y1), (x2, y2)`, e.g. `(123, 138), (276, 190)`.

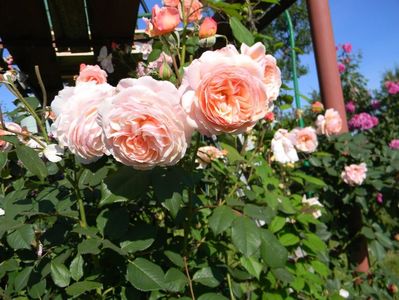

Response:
(159, 60), (173, 80)
(311, 101), (324, 113)
(144, 5), (180, 37)
(264, 112), (275, 122)
(199, 17), (217, 38)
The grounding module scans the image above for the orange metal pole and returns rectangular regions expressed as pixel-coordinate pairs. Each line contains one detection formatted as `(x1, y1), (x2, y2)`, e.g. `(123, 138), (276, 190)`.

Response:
(306, 0), (348, 133)
(306, 0), (369, 273)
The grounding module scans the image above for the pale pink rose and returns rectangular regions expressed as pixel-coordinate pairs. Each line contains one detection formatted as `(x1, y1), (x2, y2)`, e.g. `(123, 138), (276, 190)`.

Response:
(163, 0), (180, 6)
(315, 108), (342, 136)
(51, 82), (115, 163)
(144, 5), (180, 37)
(199, 17), (217, 38)
(180, 44), (278, 136)
(76, 64), (107, 84)
(196, 145), (227, 168)
(0, 122), (22, 151)
(99, 76), (192, 170)
(179, 0), (203, 22)
(290, 127), (318, 153)
(341, 163), (367, 186)
(241, 42), (282, 102)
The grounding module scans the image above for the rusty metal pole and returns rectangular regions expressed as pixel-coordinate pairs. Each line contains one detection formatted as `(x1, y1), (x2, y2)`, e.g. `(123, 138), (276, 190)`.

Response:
(306, 0), (348, 133)
(306, 0), (369, 274)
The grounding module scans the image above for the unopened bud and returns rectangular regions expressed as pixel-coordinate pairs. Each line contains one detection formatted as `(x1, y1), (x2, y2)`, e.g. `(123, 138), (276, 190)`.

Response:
(311, 101), (324, 113)
(159, 60), (173, 80)
(199, 17), (217, 39)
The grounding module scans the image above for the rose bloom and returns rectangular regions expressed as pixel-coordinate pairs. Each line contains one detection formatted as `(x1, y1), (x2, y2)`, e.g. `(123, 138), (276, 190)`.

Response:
(99, 76), (192, 170)
(199, 17), (217, 38)
(271, 129), (299, 164)
(348, 112), (378, 131)
(144, 5), (180, 37)
(290, 127), (318, 153)
(51, 82), (115, 163)
(179, 0), (202, 22)
(163, 0), (179, 6)
(345, 101), (356, 113)
(389, 139), (399, 150)
(0, 122), (22, 151)
(311, 101), (324, 113)
(337, 62), (346, 74)
(342, 42), (352, 53)
(315, 108), (342, 136)
(180, 43), (280, 136)
(76, 64), (107, 84)
(196, 145), (227, 168)
(240, 42), (282, 102)
(341, 163), (367, 186)
(385, 81), (399, 95)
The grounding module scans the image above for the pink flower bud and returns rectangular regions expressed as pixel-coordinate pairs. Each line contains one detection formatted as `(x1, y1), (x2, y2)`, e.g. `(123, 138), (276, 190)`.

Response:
(199, 17), (217, 38)
(311, 101), (324, 113)
(144, 5), (180, 37)
(264, 112), (275, 122)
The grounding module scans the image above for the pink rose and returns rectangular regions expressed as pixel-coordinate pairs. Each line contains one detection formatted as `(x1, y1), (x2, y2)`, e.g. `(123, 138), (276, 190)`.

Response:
(51, 82), (115, 163)
(144, 5), (180, 37)
(99, 76), (192, 170)
(290, 127), (318, 153)
(376, 193), (383, 204)
(240, 42), (282, 102)
(180, 43), (279, 136)
(264, 112), (275, 122)
(385, 81), (399, 95)
(337, 62), (346, 74)
(196, 145), (227, 168)
(179, 0), (203, 22)
(199, 17), (217, 38)
(0, 122), (22, 151)
(163, 0), (179, 6)
(342, 43), (352, 53)
(389, 139), (399, 150)
(345, 101), (356, 113)
(341, 163), (367, 186)
(76, 64), (107, 84)
(315, 108), (342, 136)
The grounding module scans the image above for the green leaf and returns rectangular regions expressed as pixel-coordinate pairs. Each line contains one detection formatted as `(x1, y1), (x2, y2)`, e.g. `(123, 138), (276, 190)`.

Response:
(260, 229), (288, 269)
(231, 216), (261, 256)
(15, 144), (47, 180)
(244, 204), (275, 225)
(209, 206), (237, 235)
(0, 151), (7, 171)
(229, 16), (254, 46)
(291, 172), (326, 187)
(271, 268), (293, 284)
(164, 268), (187, 292)
(269, 216), (286, 233)
(120, 224), (156, 253)
(219, 142), (243, 162)
(311, 261), (329, 277)
(240, 256), (263, 279)
(78, 238), (102, 255)
(127, 258), (165, 291)
(147, 48), (162, 62)
(279, 233), (300, 246)
(28, 277), (46, 299)
(193, 267), (221, 288)
(164, 251), (184, 268)
(14, 266), (33, 291)
(65, 281), (103, 297)
(162, 192), (183, 219)
(99, 182), (127, 207)
(96, 207), (129, 239)
(303, 233), (327, 253)
(24, 97), (41, 109)
(70, 255), (84, 281)
(198, 293), (228, 300)
(7, 225), (35, 250)
(51, 262), (71, 288)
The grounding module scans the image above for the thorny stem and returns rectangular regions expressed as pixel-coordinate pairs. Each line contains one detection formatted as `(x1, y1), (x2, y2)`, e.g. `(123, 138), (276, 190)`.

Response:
(34, 65), (48, 123)
(183, 256), (196, 300)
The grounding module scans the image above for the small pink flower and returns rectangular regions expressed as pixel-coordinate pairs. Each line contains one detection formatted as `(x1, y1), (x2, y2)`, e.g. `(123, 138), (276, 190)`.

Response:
(341, 163), (367, 186)
(196, 146), (227, 168)
(345, 101), (356, 113)
(376, 193), (383, 204)
(0, 122), (22, 151)
(385, 81), (399, 95)
(338, 62), (346, 74)
(264, 112), (275, 122)
(315, 108), (342, 136)
(342, 43), (352, 53)
(76, 64), (107, 84)
(311, 101), (324, 113)
(144, 5), (180, 37)
(290, 127), (318, 153)
(199, 17), (217, 38)
(389, 139), (399, 150)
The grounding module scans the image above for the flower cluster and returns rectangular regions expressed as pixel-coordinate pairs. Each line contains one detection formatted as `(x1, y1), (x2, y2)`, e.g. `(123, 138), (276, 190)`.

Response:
(348, 112), (379, 131)
(385, 81), (399, 95)
(51, 42), (281, 169)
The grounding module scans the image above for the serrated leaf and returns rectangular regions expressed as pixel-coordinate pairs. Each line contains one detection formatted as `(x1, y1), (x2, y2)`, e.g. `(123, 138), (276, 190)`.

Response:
(51, 262), (71, 288)
(127, 258), (165, 291)
(260, 229), (288, 269)
(7, 225), (35, 250)
(240, 256), (263, 279)
(164, 268), (187, 292)
(229, 16), (254, 45)
(70, 255), (84, 281)
(232, 217), (261, 256)
(78, 238), (101, 255)
(192, 267), (221, 288)
(65, 281), (102, 296)
(209, 206), (237, 235)
(303, 233), (327, 253)
(15, 144), (47, 180)
(219, 142), (243, 162)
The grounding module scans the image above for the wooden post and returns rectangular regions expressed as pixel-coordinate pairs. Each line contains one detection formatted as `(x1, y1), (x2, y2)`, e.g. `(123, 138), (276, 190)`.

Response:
(306, 0), (369, 273)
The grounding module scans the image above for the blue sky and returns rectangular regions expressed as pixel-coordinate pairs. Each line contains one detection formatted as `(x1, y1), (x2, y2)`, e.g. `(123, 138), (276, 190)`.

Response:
(1, 0), (398, 112)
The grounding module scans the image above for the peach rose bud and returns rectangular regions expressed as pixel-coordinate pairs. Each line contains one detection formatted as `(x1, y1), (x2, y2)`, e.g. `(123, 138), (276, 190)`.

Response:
(180, 0), (202, 23)
(76, 64), (107, 84)
(159, 60), (173, 80)
(144, 5), (180, 37)
(196, 146), (227, 168)
(264, 112), (275, 122)
(199, 17), (217, 38)
(311, 101), (324, 113)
